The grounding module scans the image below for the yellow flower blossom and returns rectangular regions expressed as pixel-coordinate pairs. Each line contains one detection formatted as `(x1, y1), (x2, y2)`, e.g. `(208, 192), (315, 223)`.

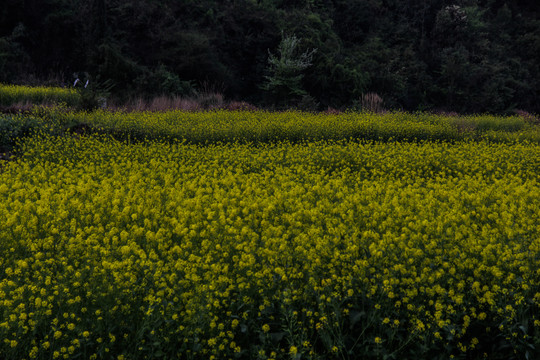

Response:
(0, 112), (538, 359)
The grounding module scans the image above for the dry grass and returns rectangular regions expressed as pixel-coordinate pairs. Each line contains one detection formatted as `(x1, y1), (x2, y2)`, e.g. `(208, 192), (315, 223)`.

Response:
(225, 101), (258, 111)
(515, 109), (539, 125)
(0, 101), (37, 114)
(324, 106), (342, 115)
(109, 94), (260, 112)
(361, 92), (385, 113)
(110, 96), (202, 112)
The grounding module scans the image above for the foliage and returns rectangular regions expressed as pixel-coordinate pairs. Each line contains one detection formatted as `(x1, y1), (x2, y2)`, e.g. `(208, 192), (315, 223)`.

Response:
(134, 65), (197, 98)
(261, 34), (316, 108)
(72, 75), (115, 111)
(1, 0), (538, 112)
(0, 115), (40, 151)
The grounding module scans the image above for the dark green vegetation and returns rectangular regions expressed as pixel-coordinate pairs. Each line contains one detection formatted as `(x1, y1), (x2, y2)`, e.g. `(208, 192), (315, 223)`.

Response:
(1, 0), (539, 112)
(1, 107), (539, 155)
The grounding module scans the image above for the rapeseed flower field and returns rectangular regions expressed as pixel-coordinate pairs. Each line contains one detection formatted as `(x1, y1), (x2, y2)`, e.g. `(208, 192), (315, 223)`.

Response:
(0, 84), (80, 108)
(39, 109), (540, 144)
(0, 109), (539, 359)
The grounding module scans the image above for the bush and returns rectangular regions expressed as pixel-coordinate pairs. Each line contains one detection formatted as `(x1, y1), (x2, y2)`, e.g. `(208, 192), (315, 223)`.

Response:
(0, 114), (40, 151)
(134, 65), (197, 98)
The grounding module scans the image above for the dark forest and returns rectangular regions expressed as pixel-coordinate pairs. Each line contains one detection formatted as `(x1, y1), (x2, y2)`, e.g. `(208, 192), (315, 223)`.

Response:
(1, 0), (539, 113)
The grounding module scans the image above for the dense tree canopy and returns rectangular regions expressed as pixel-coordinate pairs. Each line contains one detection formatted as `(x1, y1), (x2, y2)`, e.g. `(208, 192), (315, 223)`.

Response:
(1, 0), (538, 112)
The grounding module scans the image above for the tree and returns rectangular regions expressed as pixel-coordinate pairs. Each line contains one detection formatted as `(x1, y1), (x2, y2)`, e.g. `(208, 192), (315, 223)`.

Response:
(261, 34), (316, 107)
